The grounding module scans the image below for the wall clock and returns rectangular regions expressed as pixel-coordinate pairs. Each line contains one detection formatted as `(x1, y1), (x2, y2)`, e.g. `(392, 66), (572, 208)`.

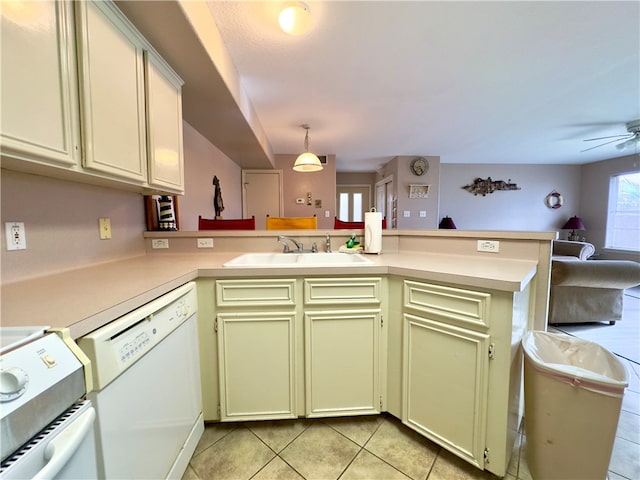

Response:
(410, 157), (428, 176)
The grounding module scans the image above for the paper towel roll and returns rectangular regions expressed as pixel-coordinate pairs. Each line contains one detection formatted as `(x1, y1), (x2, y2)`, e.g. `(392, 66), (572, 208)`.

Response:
(365, 210), (383, 254)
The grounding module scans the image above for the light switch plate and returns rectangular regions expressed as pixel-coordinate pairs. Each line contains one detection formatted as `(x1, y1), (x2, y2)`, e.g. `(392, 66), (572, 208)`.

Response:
(99, 218), (112, 239)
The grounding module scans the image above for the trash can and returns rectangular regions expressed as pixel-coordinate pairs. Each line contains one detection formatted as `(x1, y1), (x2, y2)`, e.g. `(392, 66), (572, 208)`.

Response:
(522, 331), (628, 480)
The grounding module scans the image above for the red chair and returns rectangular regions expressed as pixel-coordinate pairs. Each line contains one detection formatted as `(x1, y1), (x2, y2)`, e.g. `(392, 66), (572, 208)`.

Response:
(198, 216), (255, 230)
(334, 217), (387, 229)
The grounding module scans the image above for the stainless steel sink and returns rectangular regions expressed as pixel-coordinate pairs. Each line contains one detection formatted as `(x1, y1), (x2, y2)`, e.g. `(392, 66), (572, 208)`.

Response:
(223, 252), (374, 267)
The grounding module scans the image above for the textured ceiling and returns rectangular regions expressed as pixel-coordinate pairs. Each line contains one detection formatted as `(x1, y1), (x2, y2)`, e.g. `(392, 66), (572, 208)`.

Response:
(206, 1), (639, 171)
(118, 1), (640, 172)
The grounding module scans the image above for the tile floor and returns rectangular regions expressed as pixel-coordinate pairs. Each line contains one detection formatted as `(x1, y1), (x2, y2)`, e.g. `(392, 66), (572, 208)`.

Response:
(182, 357), (639, 480)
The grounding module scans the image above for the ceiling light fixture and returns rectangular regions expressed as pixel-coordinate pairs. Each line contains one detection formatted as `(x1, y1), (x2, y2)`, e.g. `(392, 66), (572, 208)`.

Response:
(279, 2), (312, 35)
(293, 124), (323, 172)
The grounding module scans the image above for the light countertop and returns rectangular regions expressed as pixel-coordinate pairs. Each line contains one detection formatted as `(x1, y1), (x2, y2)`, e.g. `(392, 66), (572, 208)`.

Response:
(1, 252), (537, 339)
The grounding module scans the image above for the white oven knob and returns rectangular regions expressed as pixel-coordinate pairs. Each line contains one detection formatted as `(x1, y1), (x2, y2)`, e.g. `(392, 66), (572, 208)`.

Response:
(0, 367), (29, 402)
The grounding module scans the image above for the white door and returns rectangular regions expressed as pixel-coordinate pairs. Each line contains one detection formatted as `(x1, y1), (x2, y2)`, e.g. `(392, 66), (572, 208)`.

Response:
(336, 185), (371, 222)
(375, 176), (395, 228)
(242, 170), (283, 229)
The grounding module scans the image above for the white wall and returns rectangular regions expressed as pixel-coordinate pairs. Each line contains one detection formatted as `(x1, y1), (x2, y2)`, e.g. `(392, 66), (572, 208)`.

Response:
(1, 169), (146, 283)
(439, 164), (582, 233)
(179, 121), (243, 230)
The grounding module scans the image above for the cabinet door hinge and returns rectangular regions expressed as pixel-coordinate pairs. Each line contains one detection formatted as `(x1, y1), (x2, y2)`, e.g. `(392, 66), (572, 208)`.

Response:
(380, 315), (384, 328)
(379, 396), (383, 410)
(214, 318), (218, 333)
(217, 404), (221, 416)
(484, 447), (490, 464)
(488, 343), (495, 360)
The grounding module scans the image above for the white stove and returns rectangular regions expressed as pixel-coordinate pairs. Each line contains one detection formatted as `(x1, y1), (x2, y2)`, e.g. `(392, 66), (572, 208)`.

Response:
(0, 327), (97, 479)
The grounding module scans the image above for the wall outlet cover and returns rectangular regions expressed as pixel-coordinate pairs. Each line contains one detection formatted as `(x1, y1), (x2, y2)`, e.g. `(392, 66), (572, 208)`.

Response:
(5, 222), (26, 251)
(152, 239), (169, 249)
(197, 238), (214, 248)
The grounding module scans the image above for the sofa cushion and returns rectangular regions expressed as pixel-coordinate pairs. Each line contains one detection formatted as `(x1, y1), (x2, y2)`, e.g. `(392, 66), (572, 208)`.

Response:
(551, 260), (640, 289)
(552, 240), (596, 260)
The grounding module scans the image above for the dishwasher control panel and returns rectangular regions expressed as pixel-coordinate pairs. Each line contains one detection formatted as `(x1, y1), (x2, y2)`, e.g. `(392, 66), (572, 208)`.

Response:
(77, 282), (197, 390)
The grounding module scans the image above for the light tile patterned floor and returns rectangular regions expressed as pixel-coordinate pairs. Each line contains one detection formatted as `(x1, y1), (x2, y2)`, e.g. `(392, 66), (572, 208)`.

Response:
(183, 364), (639, 480)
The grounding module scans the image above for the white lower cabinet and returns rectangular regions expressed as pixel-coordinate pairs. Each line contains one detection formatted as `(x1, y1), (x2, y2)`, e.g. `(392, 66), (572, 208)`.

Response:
(304, 309), (381, 417)
(213, 277), (382, 422)
(215, 279), (297, 421)
(402, 279), (530, 477)
(217, 311), (297, 421)
(403, 314), (490, 469)
(205, 274), (529, 477)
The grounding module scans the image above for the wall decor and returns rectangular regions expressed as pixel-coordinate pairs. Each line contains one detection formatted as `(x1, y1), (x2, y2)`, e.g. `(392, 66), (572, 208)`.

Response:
(144, 195), (180, 231)
(544, 190), (564, 209)
(213, 176), (225, 217)
(409, 184), (430, 198)
(462, 177), (520, 196)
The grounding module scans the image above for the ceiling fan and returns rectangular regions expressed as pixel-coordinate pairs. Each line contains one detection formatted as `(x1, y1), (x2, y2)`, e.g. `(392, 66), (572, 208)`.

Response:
(581, 119), (640, 152)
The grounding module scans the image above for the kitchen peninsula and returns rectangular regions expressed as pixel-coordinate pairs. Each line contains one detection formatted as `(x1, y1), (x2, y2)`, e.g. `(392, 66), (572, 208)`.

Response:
(2, 229), (554, 477)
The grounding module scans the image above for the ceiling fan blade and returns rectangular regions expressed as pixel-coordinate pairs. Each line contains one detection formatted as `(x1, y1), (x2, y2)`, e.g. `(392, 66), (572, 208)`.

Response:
(583, 134), (632, 142)
(581, 137), (627, 152)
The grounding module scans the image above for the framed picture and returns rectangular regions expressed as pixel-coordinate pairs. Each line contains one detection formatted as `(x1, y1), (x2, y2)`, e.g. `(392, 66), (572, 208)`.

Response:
(144, 195), (180, 231)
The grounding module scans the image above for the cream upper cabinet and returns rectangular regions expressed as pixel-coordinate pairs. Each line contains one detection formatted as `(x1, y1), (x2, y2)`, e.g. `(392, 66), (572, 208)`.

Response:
(145, 52), (185, 194)
(75, 0), (147, 184)
(1, 1), (80, 167)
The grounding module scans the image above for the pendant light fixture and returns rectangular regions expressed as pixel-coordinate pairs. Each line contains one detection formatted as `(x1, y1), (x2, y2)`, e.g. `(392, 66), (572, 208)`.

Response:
(279, 2), (312, 36)
(293, 124), (323, 172)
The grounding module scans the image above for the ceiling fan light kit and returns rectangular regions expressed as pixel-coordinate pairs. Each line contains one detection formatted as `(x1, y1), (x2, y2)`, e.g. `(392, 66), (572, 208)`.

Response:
(582, 119), (640, 152)
(293, 124), (323, 172)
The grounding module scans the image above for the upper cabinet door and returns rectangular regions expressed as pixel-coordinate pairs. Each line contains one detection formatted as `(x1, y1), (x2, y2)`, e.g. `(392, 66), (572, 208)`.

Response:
(145, 51), (185, 194)
(75, 1), (147, 183)
(0, 1), (80, 167)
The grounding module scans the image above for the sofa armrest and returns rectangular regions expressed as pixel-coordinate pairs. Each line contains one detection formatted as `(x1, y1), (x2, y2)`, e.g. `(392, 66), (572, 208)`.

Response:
(551, 259), (640, 288)
(552, 240), (596, 260)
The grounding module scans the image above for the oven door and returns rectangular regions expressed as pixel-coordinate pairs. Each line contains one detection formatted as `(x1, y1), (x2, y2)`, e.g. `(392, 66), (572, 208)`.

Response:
(0, 400), (98, 480)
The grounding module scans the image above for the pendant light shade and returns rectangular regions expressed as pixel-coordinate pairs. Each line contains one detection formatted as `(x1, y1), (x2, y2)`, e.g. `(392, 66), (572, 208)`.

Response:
(293, 125), (323, 172)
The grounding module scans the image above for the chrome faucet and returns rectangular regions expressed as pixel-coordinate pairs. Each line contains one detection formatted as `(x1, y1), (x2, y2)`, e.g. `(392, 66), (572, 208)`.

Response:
(277, 235), (303, 253)
(325, 234), (331, 253)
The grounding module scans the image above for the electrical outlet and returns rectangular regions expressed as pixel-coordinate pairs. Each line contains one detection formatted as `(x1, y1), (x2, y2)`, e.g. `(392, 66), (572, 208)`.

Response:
(99, 218), (112, 239)
(197, 238), (214, 249)
(403, 211), (411, 218)
(477, 240), (500, 253)
(152, 239), (169, 249)
(419, 211), (427, 218)
(5, 222), (26, 251)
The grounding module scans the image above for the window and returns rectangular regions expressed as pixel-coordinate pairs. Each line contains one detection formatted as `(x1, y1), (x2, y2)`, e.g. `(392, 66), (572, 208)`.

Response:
(606, 172), (640, 251)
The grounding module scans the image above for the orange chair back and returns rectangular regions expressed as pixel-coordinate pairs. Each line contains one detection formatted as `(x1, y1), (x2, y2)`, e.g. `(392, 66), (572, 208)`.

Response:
(266, 215), (317, 230)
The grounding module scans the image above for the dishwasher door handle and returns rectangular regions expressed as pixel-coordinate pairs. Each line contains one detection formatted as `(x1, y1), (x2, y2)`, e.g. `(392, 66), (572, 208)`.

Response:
(32, 407), (96, 480)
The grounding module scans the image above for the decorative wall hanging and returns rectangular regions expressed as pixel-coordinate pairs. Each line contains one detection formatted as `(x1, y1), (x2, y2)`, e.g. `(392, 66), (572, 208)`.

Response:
(408, 184), (430, 198)
(544, 190), (564, 209)
(462, 177), (520, 196)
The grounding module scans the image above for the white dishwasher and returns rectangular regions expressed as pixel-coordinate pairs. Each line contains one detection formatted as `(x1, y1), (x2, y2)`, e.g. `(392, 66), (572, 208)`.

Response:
(78, 282), (203, 479)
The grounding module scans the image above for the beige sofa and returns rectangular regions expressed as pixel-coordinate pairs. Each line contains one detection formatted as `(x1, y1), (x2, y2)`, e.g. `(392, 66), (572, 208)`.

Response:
(549, 240), (640, 325)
